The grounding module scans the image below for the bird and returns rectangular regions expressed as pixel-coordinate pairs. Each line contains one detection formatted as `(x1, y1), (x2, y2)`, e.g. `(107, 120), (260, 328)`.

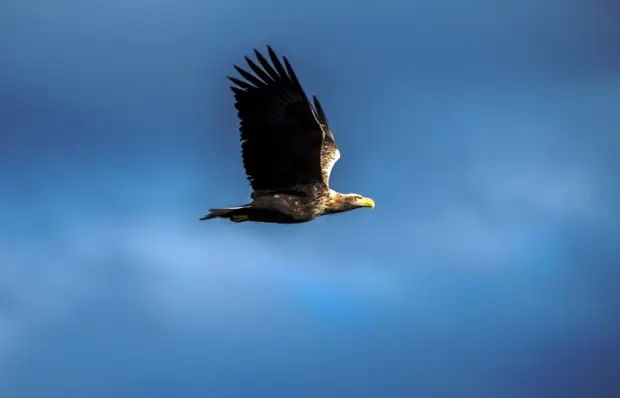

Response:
(200, 46), (375, 224)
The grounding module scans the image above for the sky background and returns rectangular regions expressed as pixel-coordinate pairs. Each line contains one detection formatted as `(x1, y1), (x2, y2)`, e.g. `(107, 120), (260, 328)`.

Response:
(1, 0), (619, 397)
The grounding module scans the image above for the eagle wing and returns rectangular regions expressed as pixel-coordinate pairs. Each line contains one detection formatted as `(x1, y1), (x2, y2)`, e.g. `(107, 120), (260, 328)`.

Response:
(229, 46), (340, 193)
(312, 95), (340, 187)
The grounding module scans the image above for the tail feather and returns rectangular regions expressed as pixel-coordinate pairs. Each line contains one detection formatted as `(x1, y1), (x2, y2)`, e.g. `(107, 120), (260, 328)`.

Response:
(199, 206), (249, 221)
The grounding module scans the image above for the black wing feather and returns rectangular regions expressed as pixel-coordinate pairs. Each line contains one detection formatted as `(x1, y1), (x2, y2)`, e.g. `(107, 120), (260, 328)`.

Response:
(312, 95), (335, 145)
(253, 49), (281, 81)
(229, 46), (337, 191)
(232, 65), (265, 88)
(313, 96), (329, 127)
(244, 56), (274, 84)
(267, 46), (289, 82)
(283, 57), (303, 89)
(228, 76), (253, 90)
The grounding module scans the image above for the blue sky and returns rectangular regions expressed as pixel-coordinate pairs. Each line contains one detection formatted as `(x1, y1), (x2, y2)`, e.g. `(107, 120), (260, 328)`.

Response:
(1, 0), (619, 397)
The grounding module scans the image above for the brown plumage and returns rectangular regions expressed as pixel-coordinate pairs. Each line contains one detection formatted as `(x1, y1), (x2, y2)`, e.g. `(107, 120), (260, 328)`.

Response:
(200, 46), (375, 224)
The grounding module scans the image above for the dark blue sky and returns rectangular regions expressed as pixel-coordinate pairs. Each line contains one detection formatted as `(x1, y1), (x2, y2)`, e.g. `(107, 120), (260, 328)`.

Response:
(1, 0), (619, 397)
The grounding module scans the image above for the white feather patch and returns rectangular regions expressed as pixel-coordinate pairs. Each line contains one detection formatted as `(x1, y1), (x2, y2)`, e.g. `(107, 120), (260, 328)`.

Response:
(323, 148), (340, 184)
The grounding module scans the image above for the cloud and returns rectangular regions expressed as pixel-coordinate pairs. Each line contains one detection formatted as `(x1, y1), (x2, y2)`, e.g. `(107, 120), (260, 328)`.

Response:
(0, 167), (616, 396)
(0, 211), (399, 369)
(107, 216), (399, 326)
(0, 238), (98, 370)
(394, 160), (605, 272)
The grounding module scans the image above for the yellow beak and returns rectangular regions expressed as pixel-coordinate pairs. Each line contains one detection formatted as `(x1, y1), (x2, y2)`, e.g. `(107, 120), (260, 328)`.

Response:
(360, 197), (375, 209)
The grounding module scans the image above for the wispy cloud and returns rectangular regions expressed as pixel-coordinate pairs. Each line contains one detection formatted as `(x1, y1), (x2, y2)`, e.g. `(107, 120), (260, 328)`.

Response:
(0, 212), (399, 368)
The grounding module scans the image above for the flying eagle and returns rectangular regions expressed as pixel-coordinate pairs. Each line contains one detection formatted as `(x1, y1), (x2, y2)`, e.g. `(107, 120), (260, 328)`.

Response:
(200, 46), (375, 223)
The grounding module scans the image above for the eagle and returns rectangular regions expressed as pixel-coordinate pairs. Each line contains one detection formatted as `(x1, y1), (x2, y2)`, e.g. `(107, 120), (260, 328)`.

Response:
(200, 46), (375, 224)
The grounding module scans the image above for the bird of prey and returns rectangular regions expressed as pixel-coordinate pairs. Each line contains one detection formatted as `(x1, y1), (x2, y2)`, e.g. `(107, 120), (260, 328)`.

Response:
(200, 46), (375, 224)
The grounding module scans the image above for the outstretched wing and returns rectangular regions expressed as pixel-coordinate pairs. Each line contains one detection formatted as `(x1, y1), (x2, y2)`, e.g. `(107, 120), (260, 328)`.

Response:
(229, 46), (338, 192)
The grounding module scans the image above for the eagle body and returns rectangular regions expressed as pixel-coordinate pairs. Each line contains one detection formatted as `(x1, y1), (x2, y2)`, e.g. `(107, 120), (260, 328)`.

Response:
(231, 185), (329, 224)
(200, 46), (374, 224)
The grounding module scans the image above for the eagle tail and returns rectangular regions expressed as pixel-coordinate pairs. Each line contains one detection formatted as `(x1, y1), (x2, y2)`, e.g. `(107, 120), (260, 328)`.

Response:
(199, 206), (251, 222)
